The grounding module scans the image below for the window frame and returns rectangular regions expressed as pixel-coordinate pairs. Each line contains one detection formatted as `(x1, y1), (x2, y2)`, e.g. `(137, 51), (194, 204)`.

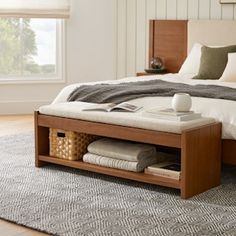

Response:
(0, 18), (66, 84)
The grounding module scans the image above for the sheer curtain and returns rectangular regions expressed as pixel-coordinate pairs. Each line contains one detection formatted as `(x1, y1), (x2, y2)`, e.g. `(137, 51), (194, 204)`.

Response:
(0, 0), (70, 18)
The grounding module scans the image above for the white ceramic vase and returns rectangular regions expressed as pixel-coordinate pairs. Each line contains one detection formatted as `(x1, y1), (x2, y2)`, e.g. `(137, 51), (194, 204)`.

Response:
(171, 93), (192, 112)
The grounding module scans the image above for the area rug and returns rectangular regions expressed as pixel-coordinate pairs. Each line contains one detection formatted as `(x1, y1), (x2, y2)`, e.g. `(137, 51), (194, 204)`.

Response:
(0, 133), (236, 236)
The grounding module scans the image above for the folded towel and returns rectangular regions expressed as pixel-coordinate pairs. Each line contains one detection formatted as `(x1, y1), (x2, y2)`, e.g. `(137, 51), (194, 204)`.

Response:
(83, 152), (158, 172)
(87, 138), (156, 162)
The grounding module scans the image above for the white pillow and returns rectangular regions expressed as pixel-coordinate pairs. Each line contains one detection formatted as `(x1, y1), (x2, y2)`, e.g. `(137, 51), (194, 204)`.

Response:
(219, 53), (236, 82)
(178, 43), (203, 75)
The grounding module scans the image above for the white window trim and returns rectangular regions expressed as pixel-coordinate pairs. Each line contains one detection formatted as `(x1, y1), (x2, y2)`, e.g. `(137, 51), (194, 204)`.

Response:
(0, 19), (66, 84)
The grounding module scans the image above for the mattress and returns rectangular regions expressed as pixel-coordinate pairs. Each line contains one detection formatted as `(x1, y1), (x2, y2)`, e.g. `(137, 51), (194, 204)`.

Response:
(39, 73), (236, 139)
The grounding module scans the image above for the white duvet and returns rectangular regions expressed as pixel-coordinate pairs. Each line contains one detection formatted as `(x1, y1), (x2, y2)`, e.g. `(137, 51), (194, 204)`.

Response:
(39, 73), (236, 139)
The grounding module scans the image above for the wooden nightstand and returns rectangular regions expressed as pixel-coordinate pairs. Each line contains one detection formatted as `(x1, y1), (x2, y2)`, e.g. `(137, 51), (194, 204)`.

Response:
(137, 68), (168, 76)
(136, 72), (157, 76)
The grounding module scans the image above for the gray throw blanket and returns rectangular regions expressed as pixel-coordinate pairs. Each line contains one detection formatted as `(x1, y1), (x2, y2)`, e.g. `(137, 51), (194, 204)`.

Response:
(67, 79), (236, 104)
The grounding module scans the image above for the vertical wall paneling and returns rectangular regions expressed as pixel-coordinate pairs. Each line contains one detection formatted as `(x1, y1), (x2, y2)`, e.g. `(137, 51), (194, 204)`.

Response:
(146, 0), (156, 67)
(234, 4), (236, 19)
(222, 3), (234, 19)
(177, 0), (188, 19)
(126, 0), (136, 76)
(210, 0), (222, 19)
(188, 0), (199, 19)
(167, 0), (177, 19)
(114, 0), (118, 79)
(156, 0), (166, 19)
(199, 0), (210, 19)
(117, 0), (127, 79)
(116, 0), (236, 77)
(136, 0), (146, 72)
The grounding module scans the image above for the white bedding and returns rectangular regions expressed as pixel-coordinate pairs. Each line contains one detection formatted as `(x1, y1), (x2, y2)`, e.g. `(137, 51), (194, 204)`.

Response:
(39, 73), (236, 139)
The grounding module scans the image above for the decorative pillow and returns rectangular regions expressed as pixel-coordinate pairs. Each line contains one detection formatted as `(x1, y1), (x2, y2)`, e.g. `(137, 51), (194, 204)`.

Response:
(192, 45), (236, 80)
(178, 43), (203, 75)
(219, 53), (236, 82)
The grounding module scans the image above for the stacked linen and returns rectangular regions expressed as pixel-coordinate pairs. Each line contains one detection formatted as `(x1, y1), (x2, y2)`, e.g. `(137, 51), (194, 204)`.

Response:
(83, 138), (159, 172)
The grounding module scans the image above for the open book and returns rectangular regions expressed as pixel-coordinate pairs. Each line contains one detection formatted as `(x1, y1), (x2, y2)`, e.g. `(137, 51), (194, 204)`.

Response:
(82, 102), (142, 112)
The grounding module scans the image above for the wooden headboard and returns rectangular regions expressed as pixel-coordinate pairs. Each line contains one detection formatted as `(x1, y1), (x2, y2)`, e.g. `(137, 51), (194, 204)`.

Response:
(149, 20), (187, 73)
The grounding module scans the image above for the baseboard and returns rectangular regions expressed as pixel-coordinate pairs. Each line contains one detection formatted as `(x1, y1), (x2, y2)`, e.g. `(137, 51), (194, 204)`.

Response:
(0, 100), (51, 115)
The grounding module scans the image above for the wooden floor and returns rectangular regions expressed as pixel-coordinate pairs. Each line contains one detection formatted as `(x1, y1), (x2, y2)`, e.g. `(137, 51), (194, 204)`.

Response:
(0, 115), (49, 236)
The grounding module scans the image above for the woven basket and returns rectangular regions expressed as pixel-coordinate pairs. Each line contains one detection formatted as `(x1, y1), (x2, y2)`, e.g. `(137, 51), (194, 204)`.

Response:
(49, 129), (97, 161)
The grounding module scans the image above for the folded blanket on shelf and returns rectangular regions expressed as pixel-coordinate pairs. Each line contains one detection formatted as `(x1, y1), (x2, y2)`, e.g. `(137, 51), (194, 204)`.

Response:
(83, 153), (159, 172)
(87, 138), (156, 162)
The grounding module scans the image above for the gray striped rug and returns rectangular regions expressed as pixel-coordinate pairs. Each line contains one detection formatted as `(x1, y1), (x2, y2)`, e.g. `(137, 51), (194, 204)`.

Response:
(0, 133), (236, 236)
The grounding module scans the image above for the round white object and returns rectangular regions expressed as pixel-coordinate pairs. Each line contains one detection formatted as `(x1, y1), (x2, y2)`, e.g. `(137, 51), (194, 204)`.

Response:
(219, 53), (236, 82)
(171, 93), (192, 112)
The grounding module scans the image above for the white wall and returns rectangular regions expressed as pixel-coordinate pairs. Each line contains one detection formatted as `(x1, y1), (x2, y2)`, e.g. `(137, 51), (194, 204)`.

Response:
(117, 0), (236, 79)
(0, 0), (117, 114)
(1, 0), (236, 114)
(67, 0), (117, 84)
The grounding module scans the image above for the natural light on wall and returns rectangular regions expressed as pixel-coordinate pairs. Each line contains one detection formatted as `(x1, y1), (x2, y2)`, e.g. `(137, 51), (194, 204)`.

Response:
(0, 0), (70, 82)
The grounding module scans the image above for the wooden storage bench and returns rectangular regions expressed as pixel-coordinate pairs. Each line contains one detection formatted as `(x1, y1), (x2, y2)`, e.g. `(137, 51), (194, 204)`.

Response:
(35, 111), (222, 199)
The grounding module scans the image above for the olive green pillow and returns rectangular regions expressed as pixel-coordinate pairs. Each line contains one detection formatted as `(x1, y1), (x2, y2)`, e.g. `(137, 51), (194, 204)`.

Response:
(193, 45), (236, 80)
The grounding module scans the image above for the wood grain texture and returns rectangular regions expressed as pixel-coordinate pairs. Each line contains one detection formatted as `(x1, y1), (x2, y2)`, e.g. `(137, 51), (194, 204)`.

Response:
(0, 115), (33, 137)
(222, 139), (236, 165)
(149, 20), (187, 73)
(39, 155), (181, 189)
(34, 112), (49, 167)
(136, 72), (154, 76)
(37, 113), (181, 148)
(181, 123), (222, 199)
(0, 220), (47, 236)
(35, 112), (222, 199)
(136, 72), (161, 76)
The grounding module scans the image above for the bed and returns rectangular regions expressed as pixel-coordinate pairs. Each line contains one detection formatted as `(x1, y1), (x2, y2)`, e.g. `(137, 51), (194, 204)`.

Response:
(35, 19), (236, 198)
(40, 19), (236, 165)
(155, 19), (235, 165)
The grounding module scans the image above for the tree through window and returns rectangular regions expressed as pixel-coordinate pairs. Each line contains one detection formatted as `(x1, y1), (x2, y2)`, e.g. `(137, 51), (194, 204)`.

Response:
(0, 18), (58, 79)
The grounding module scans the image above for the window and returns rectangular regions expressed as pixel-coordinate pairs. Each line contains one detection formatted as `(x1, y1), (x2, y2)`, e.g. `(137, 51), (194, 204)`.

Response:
(0, 18), (64, 82)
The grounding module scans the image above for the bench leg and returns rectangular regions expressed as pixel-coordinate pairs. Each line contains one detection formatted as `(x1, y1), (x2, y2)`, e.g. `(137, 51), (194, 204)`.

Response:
(34, 111), (49, 168)
(180, 123), (221, 199)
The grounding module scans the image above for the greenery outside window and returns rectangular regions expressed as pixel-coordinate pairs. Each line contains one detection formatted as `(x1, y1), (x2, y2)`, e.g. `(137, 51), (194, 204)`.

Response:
(0, 18), (64, 82)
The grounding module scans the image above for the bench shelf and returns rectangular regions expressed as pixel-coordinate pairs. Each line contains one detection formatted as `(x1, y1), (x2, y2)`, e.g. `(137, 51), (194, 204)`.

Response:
(39, 155), (181, 189)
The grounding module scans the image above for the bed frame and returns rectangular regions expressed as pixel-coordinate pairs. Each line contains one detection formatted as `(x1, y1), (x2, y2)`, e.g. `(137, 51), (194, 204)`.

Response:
(35, 19), (236, 199)
(149, 19), (236, 165)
